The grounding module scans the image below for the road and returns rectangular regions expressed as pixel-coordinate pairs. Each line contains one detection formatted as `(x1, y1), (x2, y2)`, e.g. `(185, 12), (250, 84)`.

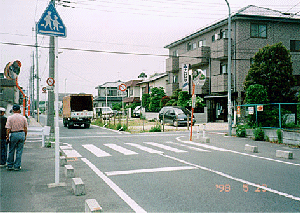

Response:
(59, 121), (300, 212)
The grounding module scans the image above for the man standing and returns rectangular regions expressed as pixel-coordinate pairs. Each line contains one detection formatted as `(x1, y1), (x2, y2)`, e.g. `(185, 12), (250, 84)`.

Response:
(0, 107), (7, 167)
(5, 104), (28, 171)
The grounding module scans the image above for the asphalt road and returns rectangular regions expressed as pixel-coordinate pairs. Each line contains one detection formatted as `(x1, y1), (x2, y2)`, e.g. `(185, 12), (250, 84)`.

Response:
(59, 122), (300, 212)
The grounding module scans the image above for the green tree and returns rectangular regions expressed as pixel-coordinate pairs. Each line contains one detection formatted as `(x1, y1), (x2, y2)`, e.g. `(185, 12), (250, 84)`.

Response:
(245, 84), (269, 104)
(142, 94), (150, 111)
(149, 87), (165, 112)
(178, 91), (190, 108)
(244, 42), (296, 103)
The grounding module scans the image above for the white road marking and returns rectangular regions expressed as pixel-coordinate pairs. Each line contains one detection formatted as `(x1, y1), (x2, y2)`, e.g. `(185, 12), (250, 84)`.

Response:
(82, 144), (111, 157)
(145, 142), (188, 153)
(101, 127), (122, 134)
(166, 141), (211, 152)
(160, 153), (300, 202)
(104, 144), (138, 155)
(62, 149), (82, 158)
(81, 158), (146, 213)
(105, 166), (197, 176)
(125, 143), (164, 154)
(177, 137), (300, 167)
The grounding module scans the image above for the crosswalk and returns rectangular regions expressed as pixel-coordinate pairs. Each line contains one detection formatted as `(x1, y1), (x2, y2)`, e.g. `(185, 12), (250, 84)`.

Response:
(77, 141), (211, 159)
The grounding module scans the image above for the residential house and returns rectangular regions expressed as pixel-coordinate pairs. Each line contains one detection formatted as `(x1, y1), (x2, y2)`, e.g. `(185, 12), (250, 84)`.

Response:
(94, 80), (125, 108)
(137, 73), (168, 100)
(123, 80), (143, 104)
(164, 5), (300, 122)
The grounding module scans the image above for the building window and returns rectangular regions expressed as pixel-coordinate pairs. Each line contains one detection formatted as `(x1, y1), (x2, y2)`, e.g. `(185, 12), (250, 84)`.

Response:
(250, 23), (267, 38)
(199, 39), (206, 47)
(172, 50), (178, 56)
(290, 40), (300, 52)
(187, 42), (192, 51)
(108, 89), (117, 97)
(173, 74), (178, 83)
(220, 64), (227, 74)
(192, 42), (197, 50)
(0, 88), (3, 94)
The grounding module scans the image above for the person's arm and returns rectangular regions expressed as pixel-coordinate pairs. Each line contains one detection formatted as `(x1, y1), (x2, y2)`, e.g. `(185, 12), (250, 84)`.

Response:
(6, 128), (10, 142)
(24, 126), (27, 143)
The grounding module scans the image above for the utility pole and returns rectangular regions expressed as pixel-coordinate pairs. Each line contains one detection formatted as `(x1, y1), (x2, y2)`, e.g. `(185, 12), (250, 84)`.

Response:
(47, 36), (55, 133)
(32, 53), (35, 115)
(35, 23), (40, 122)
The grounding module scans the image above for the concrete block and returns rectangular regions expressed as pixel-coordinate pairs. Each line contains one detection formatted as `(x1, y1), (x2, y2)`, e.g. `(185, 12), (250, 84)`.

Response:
(72, 178), (86, 196)
(276, 150), (293, 159)
(245, 144), (258, 153)
(60, 156), (67, 167)
(85, 199), (102, 212)
(65, 165), (75, 178)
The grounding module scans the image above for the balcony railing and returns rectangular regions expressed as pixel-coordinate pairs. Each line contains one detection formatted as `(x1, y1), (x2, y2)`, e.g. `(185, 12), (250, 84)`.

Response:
(211, 73), (233, 93)
(166, 57), (179, 72)
(211, 38), (233, 59)
(180, 46), (210, 67)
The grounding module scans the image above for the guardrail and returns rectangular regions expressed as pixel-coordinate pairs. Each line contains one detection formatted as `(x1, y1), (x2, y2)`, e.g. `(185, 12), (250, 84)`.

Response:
(27, 126), (51, 147)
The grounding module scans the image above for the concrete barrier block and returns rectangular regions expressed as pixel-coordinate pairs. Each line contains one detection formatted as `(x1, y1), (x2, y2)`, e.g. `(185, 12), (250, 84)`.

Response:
(245, 144), (258, 153)
(60, 156), (67, 167)
(193, 136), (210, 143)
(72, 178), (86, 196)
(276, 150), (293, 159)
(85, 199), (102, 212)
(65, 165), (75, 178)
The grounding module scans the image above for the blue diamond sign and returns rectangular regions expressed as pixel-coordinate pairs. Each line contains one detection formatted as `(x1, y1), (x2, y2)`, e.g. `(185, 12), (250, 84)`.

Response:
(37, 2), (66, 37)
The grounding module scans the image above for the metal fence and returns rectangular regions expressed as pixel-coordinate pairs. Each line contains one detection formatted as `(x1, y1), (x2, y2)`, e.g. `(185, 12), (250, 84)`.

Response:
(236, 103), (300, 129)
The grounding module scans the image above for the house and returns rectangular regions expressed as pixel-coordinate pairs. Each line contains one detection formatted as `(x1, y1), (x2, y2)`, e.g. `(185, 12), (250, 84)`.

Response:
(137, 73), (168, 99)
(94, 80), (125, 108)
(164, 5), (300, 122)
(123, 80), (143, 104)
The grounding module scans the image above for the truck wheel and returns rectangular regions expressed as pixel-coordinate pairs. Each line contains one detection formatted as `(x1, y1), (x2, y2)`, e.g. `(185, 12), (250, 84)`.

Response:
(84, 123), (90, 128)
(63, 121), (67, 127)
(68, 124), (73, 129)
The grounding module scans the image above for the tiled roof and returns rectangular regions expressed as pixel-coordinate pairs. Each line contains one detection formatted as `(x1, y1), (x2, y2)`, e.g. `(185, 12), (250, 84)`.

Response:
(138, 73), (167, 84)
(95, 80), (124, 89)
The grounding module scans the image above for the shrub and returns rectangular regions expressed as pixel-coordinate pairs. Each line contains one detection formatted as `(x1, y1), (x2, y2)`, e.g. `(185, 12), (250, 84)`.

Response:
(253, 127), (264, 141)
(149, 124), (162, 132)
(277, 129), (283, 144)
(116, 123), (122, 130)
(236, 125), (246, 137)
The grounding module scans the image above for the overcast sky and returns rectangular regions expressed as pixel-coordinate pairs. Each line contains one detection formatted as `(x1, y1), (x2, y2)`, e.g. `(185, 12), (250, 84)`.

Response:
(1, 0), (300, 98)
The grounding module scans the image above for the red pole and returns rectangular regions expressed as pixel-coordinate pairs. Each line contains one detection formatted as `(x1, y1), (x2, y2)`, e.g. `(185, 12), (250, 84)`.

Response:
(190, 83), (195, 141)
(28, 97), (31, 117)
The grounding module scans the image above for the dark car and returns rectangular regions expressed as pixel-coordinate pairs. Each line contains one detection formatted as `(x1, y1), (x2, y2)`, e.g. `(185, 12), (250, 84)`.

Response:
(159, 106), (196, 126)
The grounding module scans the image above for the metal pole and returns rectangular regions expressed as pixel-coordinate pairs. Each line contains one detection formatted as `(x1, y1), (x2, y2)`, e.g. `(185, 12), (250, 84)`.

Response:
(54, 36), (60, 184)
(225, 0), (232, 136)
(36, 24), (40, 122)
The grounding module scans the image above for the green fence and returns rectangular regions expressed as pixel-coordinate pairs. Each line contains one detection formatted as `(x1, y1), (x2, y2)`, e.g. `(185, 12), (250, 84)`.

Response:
(236, 103), (300, 129)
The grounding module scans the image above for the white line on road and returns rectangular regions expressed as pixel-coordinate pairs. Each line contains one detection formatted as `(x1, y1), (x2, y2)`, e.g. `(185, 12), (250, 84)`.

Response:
(62, 149), (82, 158)
(177, 137), (300, 167)
(104, 144), (138, 155)
(81, 158), (147, 213)
(166, 141), (211, 152)
(105, 166), (197, 176)
(82, 144), (111, 157)
(160, 153), (300, 202)
(125, 143), (164, 154)
(145, 142), (188, 153)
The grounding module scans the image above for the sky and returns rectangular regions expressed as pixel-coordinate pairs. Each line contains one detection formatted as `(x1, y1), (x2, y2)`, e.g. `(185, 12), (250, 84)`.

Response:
(1, 0), (300, 99)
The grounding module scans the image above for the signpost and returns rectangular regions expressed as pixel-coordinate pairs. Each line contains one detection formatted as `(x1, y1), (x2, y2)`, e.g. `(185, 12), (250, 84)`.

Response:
(37, 1), (66, 186)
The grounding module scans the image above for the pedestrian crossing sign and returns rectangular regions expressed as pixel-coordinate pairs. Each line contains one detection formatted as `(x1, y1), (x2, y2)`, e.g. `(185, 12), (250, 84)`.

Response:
(37, 2), (66, 37)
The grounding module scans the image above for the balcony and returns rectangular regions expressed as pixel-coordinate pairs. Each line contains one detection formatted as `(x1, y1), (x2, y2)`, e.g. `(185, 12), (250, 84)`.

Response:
(211, 74), (233, 93)
(211, 38), (232, 60)
(180, 46), (210, 67)
(166, 57), (179, 72)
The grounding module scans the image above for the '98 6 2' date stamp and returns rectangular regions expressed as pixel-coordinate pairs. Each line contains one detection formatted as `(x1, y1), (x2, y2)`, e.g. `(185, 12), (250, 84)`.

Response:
(216, 184), (267, 193)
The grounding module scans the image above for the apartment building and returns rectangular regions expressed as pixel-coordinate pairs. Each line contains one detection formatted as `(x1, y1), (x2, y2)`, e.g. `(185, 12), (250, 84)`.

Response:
(164, 5), (300, 122)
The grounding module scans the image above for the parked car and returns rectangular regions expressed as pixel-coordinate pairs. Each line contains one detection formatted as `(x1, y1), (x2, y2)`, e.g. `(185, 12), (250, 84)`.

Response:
(132, 106), (143, 118)
(159, 106), (196, 126)
(94, 107), (114, 119)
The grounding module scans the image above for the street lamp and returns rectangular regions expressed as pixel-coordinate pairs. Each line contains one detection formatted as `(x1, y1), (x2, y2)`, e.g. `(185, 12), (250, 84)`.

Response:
(225, 0), (232, 136)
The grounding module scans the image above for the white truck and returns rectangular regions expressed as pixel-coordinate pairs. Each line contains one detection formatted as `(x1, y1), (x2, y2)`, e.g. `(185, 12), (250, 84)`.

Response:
(63, 94), (94, 129)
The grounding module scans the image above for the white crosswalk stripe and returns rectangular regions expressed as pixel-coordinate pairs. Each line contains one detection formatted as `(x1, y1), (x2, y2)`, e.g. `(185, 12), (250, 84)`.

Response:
(144, 142), (188, 153)
(104, 144), (138, 155)
(125, 143), (164, 154)
(82, 144), (111, 157)
(166, 141), (211, 152)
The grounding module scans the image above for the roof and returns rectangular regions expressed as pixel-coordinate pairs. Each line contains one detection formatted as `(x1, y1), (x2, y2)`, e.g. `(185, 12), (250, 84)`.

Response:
(138, 73), (168, 84)
(165, 5), (300, 49)
(125, 80), (143, 87)
(95, 80), (124, 89)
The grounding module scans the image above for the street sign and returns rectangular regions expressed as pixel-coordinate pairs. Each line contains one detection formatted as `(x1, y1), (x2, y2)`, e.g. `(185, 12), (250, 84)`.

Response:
(46, 77), (55, 86)
(119, 83), (127, 92)
(42, 87), (47, 93)
(37, 2), (66, 37)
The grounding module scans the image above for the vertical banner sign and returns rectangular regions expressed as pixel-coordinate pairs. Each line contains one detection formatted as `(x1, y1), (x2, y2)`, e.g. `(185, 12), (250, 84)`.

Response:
(248, 107), (254, 115)
(182, 64), (189, 92)
(237, 106), (241, 117)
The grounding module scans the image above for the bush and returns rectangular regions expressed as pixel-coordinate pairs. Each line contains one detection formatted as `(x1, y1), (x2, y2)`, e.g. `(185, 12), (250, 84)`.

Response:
(253, 127), (264, 141)
(149, 124), (162, 132)
(277, 129), (283, 143)
(116, 123), (122, 130)
(236, 125), (246, 137)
